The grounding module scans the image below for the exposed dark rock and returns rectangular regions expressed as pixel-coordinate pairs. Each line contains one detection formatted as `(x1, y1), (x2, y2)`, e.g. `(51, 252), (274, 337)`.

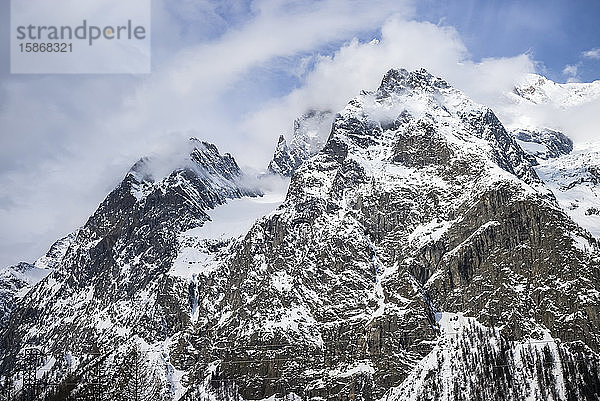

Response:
(512, 128), (573, 162)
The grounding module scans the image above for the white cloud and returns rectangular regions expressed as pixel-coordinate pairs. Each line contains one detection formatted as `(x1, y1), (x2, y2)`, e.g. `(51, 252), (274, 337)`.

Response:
(582, 48), (600, 60)
(499, 91), (600, 147)
(562, 63), (580, 82)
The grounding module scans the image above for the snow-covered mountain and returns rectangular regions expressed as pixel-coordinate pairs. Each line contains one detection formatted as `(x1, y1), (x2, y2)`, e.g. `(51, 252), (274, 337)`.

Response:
(507, 74), (600, 241)
(0, 263), (48, 330)
(1, 69), (599, 401)
(508, 127), (600, 238)
(534, 145), (600, 239)
(511, 127), (573, 162)
(0, 139), (263, 400)
(511, 73), (600, 107)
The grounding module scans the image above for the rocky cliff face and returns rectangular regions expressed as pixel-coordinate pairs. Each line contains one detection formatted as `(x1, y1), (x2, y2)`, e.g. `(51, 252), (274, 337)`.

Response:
(0, 140), (261, 400)
(1, 69), (599, 401)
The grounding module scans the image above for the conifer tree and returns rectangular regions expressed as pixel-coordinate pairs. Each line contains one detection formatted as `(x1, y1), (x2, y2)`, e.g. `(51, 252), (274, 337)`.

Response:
(115, 344), (162, 401)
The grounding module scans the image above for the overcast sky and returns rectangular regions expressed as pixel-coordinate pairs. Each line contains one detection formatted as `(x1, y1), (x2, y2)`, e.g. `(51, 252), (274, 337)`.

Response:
(1, 0), (600, 267)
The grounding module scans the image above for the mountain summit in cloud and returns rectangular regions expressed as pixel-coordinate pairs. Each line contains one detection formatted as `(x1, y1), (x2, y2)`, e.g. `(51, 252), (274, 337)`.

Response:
(267, 110), (334, 176)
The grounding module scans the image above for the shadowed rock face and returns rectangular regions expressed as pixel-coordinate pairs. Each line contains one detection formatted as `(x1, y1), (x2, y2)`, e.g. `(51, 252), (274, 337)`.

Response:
(512, 128), (573, 162)
(1, 70), (599, 401)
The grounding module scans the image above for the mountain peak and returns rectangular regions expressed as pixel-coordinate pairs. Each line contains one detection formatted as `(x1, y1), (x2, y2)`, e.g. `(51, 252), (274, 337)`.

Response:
(127, 139), (241, 188)
(2, 68), (600, 401)
(328, 68), (542, 187)
(379, 68), (450, 93)
(267, 110), (333, 176)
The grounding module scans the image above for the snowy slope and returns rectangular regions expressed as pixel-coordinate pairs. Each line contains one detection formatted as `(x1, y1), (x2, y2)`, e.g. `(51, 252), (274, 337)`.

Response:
(535, 144), (600, 238)
(512, 73), (600, 107)
(0, 232), (75, 329)
(511, 127), (573, 162)
(0, 262), (50, 329)
(507, 74), (600, 240)
(0, 263), (50, 298)
(169, 178), (289, 279)
(185, 186), (287, 241)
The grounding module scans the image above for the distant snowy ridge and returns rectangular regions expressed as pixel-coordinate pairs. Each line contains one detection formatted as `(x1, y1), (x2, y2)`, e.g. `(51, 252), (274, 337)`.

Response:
(0, 232), (75, 329)
(535, 145), (600, 239)
(511, 127), (573, 162)
(512, 73), (600, 107)
(507, 73), (600, 241)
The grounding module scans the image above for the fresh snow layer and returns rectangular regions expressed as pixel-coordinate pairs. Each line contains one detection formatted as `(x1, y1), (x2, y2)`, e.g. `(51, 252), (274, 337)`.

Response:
(169, 180), (289, 278)
(184, 190), (286, 240)
(515, 139), (550, 157)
